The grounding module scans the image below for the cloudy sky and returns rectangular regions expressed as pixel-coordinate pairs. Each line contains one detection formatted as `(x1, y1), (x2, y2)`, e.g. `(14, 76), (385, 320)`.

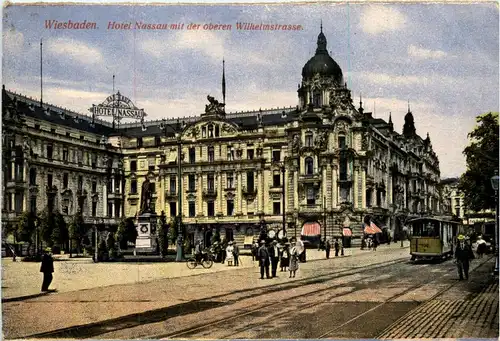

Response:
(2, 3), (498, 178)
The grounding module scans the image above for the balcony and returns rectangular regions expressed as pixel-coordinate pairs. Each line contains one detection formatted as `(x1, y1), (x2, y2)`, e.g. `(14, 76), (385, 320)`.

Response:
(242, 186), (258, 199)
(299, 173), (321, 183)
(298, 204), (323, 219)
(165, 190), (177, 200)
(202, 189), (217, 199)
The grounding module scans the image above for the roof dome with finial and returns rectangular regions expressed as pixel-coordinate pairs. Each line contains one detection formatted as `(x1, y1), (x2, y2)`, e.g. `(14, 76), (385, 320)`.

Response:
(302, 24), (344, 85)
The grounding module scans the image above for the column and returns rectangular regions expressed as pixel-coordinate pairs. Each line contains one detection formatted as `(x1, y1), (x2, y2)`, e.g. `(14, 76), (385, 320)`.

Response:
(388, 174), (393, 206)
(293, 170), (299, 210)
(322, 166), (327, 207)
(257, 171), (263, 213)
(326, 164), (332, 209)
(361, 167), (367, 209)
(218, 172), (223, 215)
(103, 181), (108, 217)
(111, 202), (115, 218)
(332, 166), (338, 208)
(353, 167), (359, 208)
(197, 174), (203, 216)
(237, 171), (243, 215)
(161, 175), (166, 213)
(11, 161), (15, 180)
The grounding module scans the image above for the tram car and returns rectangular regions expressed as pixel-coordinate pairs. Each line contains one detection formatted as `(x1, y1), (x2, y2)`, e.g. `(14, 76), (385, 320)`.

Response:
(409, 217), (461, 261)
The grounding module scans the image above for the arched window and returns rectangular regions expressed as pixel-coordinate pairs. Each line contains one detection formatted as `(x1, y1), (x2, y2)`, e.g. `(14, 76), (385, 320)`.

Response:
(208, 124), (214, 138)
(313, 90), (322, 108)
(338, 134), (347, 149)
(305, 157), (314, 175)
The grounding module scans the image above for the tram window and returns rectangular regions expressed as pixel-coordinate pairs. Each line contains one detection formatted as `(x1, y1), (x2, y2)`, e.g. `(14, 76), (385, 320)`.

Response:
(412, 221), (440, 237)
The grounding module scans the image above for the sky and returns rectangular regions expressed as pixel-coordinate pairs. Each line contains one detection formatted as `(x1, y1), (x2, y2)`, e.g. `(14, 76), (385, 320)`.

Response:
(2, 3), (499, 178)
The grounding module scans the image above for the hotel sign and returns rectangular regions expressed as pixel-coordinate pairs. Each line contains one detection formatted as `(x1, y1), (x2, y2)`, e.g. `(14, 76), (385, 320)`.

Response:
(89, 91), (146, 121)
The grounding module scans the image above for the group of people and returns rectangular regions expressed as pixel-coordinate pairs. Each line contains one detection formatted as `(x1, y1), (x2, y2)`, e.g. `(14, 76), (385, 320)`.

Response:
(322, 238), (344, 258)
(255, 240), (302, 279)
(195, 239), (241, 266)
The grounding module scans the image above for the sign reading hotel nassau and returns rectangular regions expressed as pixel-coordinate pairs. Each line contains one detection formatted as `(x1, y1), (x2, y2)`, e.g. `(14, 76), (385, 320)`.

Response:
(90, 92), (146, 120)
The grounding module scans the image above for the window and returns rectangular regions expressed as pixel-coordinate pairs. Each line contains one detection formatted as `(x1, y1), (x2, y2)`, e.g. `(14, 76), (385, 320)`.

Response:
(47, 174), (53, 188)
(246, 171), (254, 190)
(169, 176), (176, 193)
(272, 150), (281, 162)
(92, 181), (97, 193)
(208, 125), (214, 138)
(455, 208), (460, 217)
(130, 160), (137, 172)
(155, 136), (161, 147)
(63, 148), (68, 162)
(273, 172), (281, 187)
(149, 158), (155, 171)
(78, 176), (83, 191)
(227, 173), (234, 189)
(339, 155), (348, 181)
(30, 197), (37, 213)
(366, 189), (372, 207)
(14, 193), (23, 213)
(305, 133), (313, 147)
(92, 202), (97, 217)
(273, 202), (281, 215)
(170, 202), (177, 217)
(47, 145), (53, 160)
(107, 203), (113, 217)
(202, 127), (206, 138)
(189, 147), (196, 163)
(189, 201), (196, 217)
(131, 180), (137, 194)
(305, 157), (314, 175)
(227, 200), (234, 216)
(80, 135), (84, 141)
(107, 180), (112, 193)
(455, 198), (460, 207)
(207, 201), (215, 217)
(150, 182), (156, 193)
(313, 91), (322, 108)
(188, 174), (196, 191)
(137, 137), (143, 148)
(338, 135), (346, 149)
(66, 132), (71, 138)
(51, 128), (56, 134)
(77, 150), (83, 165)
(307, 186), (316, 205)
(29, 168), (37, 186)
(376, 190), (382, 207)
(35, 124), (40, 130)
(208, 146), (215, 162)
(215, 125), (220, 137)
(63, 173), (69, 189)
(91, 154), (97, 169)
(207, 174), (215, 191)
(247, 149), (254, 160)
(227, 147), (234, 161)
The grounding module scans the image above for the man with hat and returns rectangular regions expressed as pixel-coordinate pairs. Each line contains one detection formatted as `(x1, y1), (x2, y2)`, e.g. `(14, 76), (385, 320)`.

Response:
(233, 241), (240, 266)
(258, 240), (270, 279)
(269, 240), (280, 277)
(455, 234), (474, 280)
(40, 247), (54, 292)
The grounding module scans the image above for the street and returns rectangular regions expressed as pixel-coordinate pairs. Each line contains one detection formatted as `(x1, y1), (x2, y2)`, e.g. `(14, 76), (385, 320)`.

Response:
(2, 245), (498, 339)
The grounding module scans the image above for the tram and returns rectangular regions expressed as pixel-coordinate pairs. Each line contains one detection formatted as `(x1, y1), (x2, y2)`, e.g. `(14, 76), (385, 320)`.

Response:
(409, 217), (462, 261)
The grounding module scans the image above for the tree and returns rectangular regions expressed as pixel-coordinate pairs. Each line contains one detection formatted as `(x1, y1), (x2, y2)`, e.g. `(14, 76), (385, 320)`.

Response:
(459, 112), (499, 211)
(16, 211), (37, 255)
(69, 213), (88, 255)
(106, 232), (117, 259)
(52, 211), (69, 251)
(116, 217), (137, 250)
(169, 216), (185, 245)
(39, 210), (54, 247)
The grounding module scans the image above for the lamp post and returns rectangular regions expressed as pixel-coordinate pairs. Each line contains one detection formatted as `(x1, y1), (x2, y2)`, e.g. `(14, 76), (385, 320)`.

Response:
(160, 118), (185, 262)
(93, 218), (99, 263)
(490, 171), (499, 275)
(280, 162), (286, 238)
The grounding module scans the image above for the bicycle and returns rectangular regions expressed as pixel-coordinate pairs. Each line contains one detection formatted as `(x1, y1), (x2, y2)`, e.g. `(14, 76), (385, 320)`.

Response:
(186, 251), (214, 269)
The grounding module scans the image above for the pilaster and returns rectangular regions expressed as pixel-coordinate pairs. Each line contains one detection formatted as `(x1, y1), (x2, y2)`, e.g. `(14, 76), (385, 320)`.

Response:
(361, 167), (366, 209)
(332, 165), (338, 208)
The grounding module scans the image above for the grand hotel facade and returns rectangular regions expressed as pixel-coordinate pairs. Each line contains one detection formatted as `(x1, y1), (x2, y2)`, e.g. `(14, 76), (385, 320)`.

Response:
(2, 29), (442, 247)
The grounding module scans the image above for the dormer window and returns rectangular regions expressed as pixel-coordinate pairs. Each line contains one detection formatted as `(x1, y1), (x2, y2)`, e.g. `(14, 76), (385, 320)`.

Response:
(208, 124), (214, 138)
(313, 90), (321, 108)
(215, 125), (220, 137)
(202, 126), (207, 138)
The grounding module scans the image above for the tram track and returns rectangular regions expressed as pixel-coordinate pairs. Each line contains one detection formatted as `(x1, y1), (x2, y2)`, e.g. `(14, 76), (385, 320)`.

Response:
(153, 257), (428, 340)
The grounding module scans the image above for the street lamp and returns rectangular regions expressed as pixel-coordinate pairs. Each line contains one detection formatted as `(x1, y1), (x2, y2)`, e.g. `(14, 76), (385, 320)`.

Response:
(280, 162), (286, 238)
(490, 171), (499, 275)
(160, 118), (185, 262)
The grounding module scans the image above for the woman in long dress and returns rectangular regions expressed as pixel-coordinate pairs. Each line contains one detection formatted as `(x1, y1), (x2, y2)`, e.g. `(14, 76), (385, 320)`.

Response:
(226, 242), (234, 266)
(289, 245), (299, 278)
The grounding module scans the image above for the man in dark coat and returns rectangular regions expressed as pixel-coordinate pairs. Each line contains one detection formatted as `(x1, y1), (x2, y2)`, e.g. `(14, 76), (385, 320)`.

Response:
(268, 240), (280, 277)
(334, 238), (340, 257)
(40, 248), (54, 292)
(455, 235), (474, 280)
(258, 241), (271, 279)
(233, 242), (240, 266)
(325, 239), (331, 259)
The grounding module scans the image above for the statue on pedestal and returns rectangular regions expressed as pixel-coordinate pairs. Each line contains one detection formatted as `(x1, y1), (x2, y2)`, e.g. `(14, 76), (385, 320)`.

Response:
(140, 178), (152, 214)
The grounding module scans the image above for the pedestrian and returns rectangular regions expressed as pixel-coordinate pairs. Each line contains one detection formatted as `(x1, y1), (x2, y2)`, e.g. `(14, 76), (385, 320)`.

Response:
(289, 243), (299, 278)
(298, 239), (306, 262)
(251, 241), (258, 261)
(280, 242), (290, 271)
(226, 241), (234, 266)
(40, 247), (54, 292)
(373, 235), (379, 251)
(269, 240), (280, 277)
(334, 238), (340, 257)
(258, 240), (271, 279)
(455, 234), (474, 280)
(340, 238), (344, 256)
(220, 238), (227, 264)
(233, 242), (240, 266)
(476, 235), (487, 259)
(325, 239), (331, 259)
(195, 240), (203, 264)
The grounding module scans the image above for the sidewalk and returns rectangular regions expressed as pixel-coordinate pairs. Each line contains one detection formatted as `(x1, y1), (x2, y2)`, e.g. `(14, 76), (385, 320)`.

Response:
(1, 241), (409, 301)
(378, 256), (499, 339)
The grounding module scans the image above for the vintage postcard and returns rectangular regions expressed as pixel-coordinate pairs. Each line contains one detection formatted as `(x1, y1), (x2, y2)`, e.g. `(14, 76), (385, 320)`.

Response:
(1, 2), (499, 340)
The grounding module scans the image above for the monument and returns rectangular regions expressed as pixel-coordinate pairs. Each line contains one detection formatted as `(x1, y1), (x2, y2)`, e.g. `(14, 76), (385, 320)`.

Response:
(135, 177), (158, 253)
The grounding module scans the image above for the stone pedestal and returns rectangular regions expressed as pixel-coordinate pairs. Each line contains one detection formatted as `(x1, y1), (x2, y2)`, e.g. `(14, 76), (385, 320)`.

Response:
(136, 212), (158, 253)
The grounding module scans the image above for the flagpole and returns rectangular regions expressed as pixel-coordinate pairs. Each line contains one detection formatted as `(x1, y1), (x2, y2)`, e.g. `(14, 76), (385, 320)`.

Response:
(40, 38), (43, 107)
(222, 59), (226, 106)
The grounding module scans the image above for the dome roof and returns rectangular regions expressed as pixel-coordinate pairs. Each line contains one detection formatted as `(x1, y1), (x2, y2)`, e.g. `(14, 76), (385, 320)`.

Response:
(302, 29), (344, 85)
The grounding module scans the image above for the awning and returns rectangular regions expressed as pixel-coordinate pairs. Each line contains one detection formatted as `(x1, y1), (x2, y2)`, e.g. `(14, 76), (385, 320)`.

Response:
(301, 222), (321, 236)
(343, 228), (352, 237)
(364, 221), (383, 234)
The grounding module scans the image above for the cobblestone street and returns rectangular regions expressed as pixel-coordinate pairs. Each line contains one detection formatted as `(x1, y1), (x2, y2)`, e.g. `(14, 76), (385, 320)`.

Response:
(2, 243), (498, 339)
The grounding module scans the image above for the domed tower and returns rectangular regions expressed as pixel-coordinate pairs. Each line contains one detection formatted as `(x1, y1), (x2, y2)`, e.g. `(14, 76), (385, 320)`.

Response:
(298, 26), (350, 112)
(403, 102), (417, 138)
